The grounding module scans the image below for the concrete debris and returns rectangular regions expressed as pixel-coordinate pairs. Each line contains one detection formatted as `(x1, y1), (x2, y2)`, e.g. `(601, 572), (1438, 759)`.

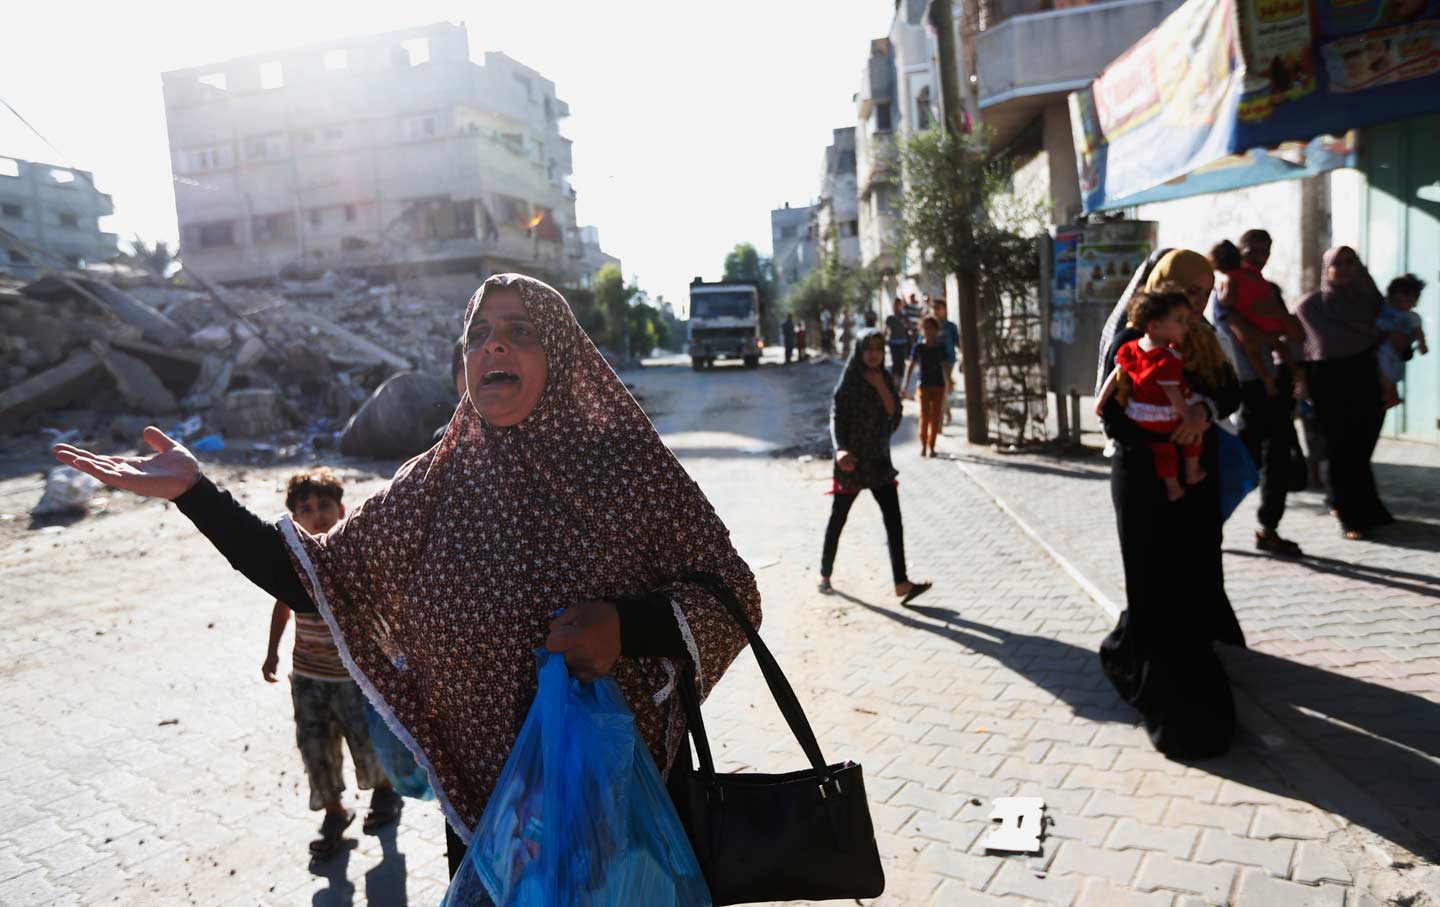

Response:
(339, 373), (454, 459)
(90, 342), (178, 415)
(1, 265), (480, 455)
(220, 388), (289, 438)
(0, 351), (105, 432)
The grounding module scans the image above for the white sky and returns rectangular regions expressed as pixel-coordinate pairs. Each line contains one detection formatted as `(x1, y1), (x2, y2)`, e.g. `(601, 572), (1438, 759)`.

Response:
(1, 0), (893, 308)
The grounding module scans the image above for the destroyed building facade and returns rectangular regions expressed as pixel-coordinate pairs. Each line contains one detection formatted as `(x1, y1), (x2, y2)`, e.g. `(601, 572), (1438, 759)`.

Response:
(161, 21), (603, 292)
(0, 157), (118, 278)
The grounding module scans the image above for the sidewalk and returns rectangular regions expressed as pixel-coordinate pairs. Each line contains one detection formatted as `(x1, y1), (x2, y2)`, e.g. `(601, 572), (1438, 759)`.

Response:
(941, 417), (1440, 896)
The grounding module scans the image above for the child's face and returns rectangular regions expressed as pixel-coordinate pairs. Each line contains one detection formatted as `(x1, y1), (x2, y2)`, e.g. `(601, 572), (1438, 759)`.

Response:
(1390, 291), (1419, 311)
(465, 289), (549, 427)
(1150, 306), (1191, 344)
(861, 338), (886, 369)
(292, 493), (343, 535)
(922, 323), (938, 342)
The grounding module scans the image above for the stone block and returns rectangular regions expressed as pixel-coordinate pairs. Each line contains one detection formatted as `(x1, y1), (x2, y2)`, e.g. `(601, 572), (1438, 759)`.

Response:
(220, 388), (289, 438)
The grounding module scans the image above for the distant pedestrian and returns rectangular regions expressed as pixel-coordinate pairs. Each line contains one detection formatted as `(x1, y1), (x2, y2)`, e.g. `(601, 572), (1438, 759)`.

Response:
(820, 329), (931, 605)
(820, 308), (834, 355)
(796, 320), (809, 361)
(863, 308), (878, 328)
(884, 297), (912, 381)
(1377, 273), (1428, 409)
(261, 468), (402, 858)
(840, 309), (857, 358)
(782, 313), (797, 364)
(1296, 246), (1393, 539)
(904, 316), (949, 457)
(930, 299), (960, 427)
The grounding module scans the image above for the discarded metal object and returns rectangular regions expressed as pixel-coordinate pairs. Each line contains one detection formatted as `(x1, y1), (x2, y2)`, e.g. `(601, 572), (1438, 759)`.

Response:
(983, 797), (1047, 854)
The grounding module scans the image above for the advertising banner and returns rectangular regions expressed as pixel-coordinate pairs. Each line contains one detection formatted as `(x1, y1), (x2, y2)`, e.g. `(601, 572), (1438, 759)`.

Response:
(1071, 0), (1440, 210)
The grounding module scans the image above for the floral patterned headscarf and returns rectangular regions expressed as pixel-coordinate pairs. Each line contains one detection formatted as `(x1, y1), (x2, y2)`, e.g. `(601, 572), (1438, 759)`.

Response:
(281, 274), (761, 840)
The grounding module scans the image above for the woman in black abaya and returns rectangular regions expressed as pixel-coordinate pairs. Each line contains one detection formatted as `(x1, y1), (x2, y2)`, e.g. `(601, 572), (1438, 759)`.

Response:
(1097, 250), (1245, 760)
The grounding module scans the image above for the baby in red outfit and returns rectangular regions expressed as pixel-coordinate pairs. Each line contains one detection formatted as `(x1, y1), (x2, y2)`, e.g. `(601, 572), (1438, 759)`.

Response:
(1098, 290), (1208, 501)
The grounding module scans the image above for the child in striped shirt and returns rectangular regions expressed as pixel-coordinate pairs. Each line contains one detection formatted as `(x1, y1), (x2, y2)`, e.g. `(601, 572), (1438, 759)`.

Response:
(261, 468), (401, 858)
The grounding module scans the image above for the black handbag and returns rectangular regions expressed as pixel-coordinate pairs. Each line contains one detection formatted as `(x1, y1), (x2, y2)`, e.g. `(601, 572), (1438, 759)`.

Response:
(670, 571), (885, 905)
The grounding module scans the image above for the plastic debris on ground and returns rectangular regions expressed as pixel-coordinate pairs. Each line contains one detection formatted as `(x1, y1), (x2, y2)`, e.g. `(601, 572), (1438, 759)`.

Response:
(442, 651), (710, 907)
(32, 466), (104, 517)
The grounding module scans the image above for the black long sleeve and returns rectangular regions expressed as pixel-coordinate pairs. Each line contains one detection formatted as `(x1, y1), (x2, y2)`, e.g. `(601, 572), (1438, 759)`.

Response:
(173, 475), (317, 612)
(173, 475), (686, 658)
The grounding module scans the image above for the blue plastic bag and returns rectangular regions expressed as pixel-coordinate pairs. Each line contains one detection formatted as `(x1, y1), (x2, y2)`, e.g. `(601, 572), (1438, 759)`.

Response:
(442, 651), (710, 907)
(1217, 427), (1259, 523)
(363, 700), (434, 801)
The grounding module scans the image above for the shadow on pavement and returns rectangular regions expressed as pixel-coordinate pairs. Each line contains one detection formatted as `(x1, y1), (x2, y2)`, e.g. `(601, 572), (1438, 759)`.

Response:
(1224, 548), (1440, 599)
(364, 825), (410, 906)
(837, 593), (1134, 724)
(309, 839), (358, 906)
(844, 591), (1440, 864)
(1223, 646), (1440, 863)
(935, 451), (1109, 483)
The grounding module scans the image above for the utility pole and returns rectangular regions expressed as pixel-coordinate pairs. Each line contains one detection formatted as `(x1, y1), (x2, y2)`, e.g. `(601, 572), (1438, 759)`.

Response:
(929, 0), (990, 444)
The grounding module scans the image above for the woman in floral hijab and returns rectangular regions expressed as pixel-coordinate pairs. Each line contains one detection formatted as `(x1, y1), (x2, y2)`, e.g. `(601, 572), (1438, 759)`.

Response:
(56, 274), (761, 871)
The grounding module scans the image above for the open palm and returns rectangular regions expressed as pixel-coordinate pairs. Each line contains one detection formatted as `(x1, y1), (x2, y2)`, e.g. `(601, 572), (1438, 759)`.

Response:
(54, 427), (201, 501)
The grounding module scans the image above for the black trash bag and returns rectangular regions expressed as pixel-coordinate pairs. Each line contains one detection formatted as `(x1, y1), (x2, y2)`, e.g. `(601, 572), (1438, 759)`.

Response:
(339, 373), (456, 459)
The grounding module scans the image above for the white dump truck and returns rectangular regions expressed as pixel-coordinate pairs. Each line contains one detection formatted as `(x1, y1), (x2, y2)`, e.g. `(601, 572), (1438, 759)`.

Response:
(687, 278), (763, 370)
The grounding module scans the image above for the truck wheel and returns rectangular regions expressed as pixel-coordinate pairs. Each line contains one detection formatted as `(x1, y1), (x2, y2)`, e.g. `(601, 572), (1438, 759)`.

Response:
(692, 357), (706, 371)
(743, 355), (760, 369)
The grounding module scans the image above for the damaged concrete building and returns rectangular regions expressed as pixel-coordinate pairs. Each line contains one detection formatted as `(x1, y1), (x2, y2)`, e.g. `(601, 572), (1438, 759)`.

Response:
(161, 21), (611, 295)
(0, 157), (119, 278)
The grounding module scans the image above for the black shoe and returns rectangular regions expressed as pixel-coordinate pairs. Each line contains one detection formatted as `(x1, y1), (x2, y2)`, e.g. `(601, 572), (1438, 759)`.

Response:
(1255, 529), (1302, 557)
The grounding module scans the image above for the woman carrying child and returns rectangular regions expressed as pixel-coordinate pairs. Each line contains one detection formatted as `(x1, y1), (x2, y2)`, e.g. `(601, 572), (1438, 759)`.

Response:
(819, 329), (932, 605)
(1095, 249), (1245, 760)
(1097, 291), (1207, 502)
(56, 274), (763, 877)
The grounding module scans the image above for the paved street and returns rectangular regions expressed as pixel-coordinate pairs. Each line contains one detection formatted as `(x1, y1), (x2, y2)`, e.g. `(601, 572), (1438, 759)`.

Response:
(0, 353), (1433, 904)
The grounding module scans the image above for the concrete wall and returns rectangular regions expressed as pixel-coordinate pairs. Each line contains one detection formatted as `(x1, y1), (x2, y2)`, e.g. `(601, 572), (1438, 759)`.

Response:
(161, 22), (579, 283)
(0, 158), (117, 275)
(975, 0), (1182, 106)
(1135, 178), (1321, 303)
(817, 128), (861, 267)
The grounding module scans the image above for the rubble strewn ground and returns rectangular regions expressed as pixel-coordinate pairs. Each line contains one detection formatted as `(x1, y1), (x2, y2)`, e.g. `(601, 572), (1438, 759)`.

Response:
(1, 269), (472, 464)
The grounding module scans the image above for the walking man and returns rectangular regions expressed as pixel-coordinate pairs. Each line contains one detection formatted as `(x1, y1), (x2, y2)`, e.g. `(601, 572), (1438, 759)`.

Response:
(782, 313), (796, 364)
(885, 297), (912, 381)
(1216, 229), (1304, 556)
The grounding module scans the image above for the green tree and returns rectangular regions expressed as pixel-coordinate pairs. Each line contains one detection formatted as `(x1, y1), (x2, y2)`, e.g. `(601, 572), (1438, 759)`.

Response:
(626, 302), (671, 357)
(593, 263), (636, 355)
(721, 242), (780, 340)
(894, 126), (1048, 442)
(123, 236), (176, 277)
(782, 236), (880, 337)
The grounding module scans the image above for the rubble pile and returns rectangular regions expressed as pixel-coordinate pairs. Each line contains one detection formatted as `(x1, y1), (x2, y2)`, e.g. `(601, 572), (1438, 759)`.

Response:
(1, 270), (466, 459)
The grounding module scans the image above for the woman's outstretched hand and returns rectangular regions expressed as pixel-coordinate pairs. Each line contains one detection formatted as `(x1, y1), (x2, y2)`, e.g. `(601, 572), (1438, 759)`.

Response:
(546, 600), (621, 683)
(53, 426), (201, 501)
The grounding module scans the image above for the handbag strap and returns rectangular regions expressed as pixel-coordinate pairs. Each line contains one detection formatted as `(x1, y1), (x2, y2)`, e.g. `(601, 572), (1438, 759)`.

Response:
(679, 570), (833, 782)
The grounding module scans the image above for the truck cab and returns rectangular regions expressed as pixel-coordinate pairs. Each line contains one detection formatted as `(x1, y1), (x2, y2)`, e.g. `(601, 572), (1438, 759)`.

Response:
(688, 278), (763, 370)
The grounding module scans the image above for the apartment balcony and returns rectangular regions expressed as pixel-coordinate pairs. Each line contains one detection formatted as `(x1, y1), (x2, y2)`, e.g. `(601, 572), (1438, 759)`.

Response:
(974, 0), (1182, 148)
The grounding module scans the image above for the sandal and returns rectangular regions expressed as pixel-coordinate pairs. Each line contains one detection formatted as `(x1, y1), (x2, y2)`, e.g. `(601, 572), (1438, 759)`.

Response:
(899, 582), (932, 607)
(363, 787), (403, 834)
(309, 808), (355, 856)
(818, 577), (834, 595)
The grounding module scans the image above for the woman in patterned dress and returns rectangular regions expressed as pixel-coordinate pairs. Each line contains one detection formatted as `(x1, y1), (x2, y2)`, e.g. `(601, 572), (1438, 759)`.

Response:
(55, 274), (763, 876)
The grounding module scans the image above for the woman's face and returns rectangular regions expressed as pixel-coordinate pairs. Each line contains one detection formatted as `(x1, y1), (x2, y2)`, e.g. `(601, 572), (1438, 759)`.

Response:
(1328, 249), (1360, 287)
(861, 337), (886, 370)
(464, 289), (549, 427)
(1181, 273), (1215, 312)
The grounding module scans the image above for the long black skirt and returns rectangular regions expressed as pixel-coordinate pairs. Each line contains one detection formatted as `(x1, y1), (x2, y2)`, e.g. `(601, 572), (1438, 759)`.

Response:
(1100, 426), (1242, 760)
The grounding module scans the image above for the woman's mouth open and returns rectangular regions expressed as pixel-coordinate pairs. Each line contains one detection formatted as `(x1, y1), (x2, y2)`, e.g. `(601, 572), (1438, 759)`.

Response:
(480, 370), (520, 387)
